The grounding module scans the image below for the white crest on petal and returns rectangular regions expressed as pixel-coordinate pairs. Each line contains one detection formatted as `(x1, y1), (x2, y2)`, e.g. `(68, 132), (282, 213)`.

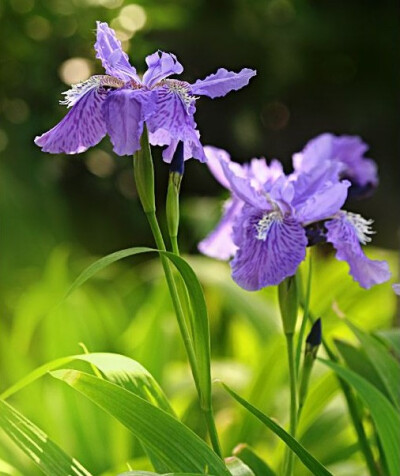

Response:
(60, 75), (124, 108)
(163, 79), (197, 113)
(344, 211), (375, 244)
(255, 211), (283, 241)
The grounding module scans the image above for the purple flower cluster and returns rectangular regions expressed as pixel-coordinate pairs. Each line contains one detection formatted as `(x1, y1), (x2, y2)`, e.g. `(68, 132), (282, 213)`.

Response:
(35, 22), (256, 163)
(199, 135), (390, 291)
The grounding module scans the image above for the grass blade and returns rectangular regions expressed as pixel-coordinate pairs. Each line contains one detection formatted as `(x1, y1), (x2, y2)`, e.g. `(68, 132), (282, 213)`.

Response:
(51, 370), (229, 475)
(0, 399), (91, 476)
(345, 320), (400, 409)
(222, 383), (333, 476)
(320, 358), (400, 476)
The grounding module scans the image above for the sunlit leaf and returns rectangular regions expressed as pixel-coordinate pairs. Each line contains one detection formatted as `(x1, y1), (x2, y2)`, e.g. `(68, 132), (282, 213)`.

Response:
(51, 370), (229, 475)
(0, 399), (91, 476)
(320, 359), (400, 476)
(345, 320), (400, 408)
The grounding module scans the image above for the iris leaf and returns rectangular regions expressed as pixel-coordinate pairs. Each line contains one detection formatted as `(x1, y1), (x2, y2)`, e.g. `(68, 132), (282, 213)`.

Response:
(51, 370), (229, 474)
(222, 383), (333, 476)
(0, 399), (92, 476)
(320, 358), (400, 476)
(345, 320), (400, 409)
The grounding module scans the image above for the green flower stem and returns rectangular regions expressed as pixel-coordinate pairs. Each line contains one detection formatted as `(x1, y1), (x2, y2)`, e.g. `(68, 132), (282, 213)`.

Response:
(283, 332), (298, 476)
(170, 235), (180, 255)
(145, 210), (222, 458)
(306, 312), (379, 476)
(145, 210), (198, 379)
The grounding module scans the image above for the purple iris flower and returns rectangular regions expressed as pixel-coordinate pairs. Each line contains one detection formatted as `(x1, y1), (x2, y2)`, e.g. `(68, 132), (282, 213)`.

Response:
(198, 146), (284, 260)
(199, 146), (390, 290)
(35, 22), (256, 162)
(293, 133), (378, 198)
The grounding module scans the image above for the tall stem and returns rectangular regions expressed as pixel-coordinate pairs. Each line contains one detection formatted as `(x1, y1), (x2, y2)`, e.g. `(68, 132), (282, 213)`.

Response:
(145, 211), (198, 380)
(284, 333), (298, 476)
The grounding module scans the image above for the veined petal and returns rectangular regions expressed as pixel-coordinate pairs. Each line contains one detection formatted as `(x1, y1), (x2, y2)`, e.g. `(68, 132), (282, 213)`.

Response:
(191, 68), (257, 98)
(142, 51), (184, 88)
(95, 21), (139, 82)
(231, 207), (307, 290)
(147, 83), (206, 162)
(103, 88), (157, 156)
(326, 212), (391, 289)
(198, 198), (242, 260)
(34, 85), (108, 154)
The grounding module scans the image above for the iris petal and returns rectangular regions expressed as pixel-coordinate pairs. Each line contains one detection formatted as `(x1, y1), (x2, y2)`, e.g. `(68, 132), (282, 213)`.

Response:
(95, 22), (138, 82)
(198, 198), (242, 260)
(34, 87), (108, 154)
(142, 51), (184, 88)
(231, 207), (307, 290)
(191, 68), (257, 98)
(147, 84), (206, 162)
(103, 89), (157, 156)
(326, 212), (391, 289)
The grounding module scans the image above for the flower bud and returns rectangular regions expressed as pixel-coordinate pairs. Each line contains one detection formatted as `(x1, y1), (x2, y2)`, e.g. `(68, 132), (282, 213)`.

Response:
(278, 275), (299, 335)
(298, 318), (322, 410)
(166, 142), (184, 240)
(133, 126), (156, 213)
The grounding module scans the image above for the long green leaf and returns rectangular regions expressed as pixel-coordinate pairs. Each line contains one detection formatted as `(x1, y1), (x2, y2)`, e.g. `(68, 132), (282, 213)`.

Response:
(0, 399), (91, 476)
(1, 353), (173, 415)
(334, 339), (388, 397)
(51, 370), (229, 475)
(320, 359), (400, 476)
(222, 383), (333, 476)
(66, 247), (212, 408)
(233, 444), (275, 476)
(345, 320), (400, 408)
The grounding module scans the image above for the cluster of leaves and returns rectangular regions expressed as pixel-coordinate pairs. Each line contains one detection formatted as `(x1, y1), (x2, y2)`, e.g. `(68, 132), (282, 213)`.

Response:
(0, 245), (398, 475)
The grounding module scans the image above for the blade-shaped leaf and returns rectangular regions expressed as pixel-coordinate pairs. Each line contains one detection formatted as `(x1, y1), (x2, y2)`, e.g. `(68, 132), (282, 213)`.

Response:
(233, 444), (275, 476)
(345, 320), (400, 408)
(334, 339), (388, 397)
(66, 247), (212, 408)
(320, 358), (400, 476)
(0, 399), (91, 476)
(51, 370), (229, 475)
(1, 353), (173, 415)
(222, 383), (333, 476)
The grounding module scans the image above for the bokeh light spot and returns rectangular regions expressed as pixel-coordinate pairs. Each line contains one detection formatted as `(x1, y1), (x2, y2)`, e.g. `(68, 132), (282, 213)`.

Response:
(10, 0), (35, 14)
(59, 58), (93, 85)
(262, 101), (290, 131)
(3, 99), (30, 124)
(118, 4), (147, 33)
(26, 15), (52, 41)
(86, 150), (115, 178)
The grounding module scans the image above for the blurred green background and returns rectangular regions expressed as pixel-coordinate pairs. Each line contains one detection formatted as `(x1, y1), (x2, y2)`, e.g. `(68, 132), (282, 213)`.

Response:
(0, 0), (399, 474)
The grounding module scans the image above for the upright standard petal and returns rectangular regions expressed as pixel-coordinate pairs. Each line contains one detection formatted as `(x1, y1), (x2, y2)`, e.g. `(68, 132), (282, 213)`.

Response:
(34, 86), (108, 154)
(191, 68), (257, 98)
(147, 82), (206, 162)
(95, 22), (138, 82)
(295, 180), (350, 224)
(198, 198), (242, 260)
(142, 51), (184, 88)
(103, 88), (157, 156)
(294, 133), (378, 191)
(219, 160), (270, 209)
(231, 207), (307, 290)
(325, 212), (391, 289)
